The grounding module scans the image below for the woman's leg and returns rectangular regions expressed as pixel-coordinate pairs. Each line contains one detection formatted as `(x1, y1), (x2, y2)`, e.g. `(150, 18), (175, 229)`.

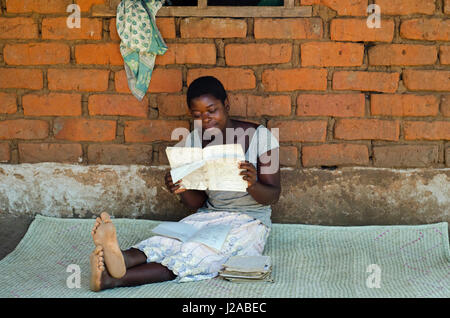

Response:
(104, 262), (176, 289)
(90, 213), (178, 291)
(90, 246), (176, 291)
(122, 248), (147, 268)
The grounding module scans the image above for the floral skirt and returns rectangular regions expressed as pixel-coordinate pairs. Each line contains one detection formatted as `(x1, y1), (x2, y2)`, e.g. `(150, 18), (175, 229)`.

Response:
(133, 211), (270, 282)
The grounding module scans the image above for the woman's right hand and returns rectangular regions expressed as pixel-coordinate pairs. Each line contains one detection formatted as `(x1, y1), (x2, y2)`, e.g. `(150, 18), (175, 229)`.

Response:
(165, 171), (187, 194)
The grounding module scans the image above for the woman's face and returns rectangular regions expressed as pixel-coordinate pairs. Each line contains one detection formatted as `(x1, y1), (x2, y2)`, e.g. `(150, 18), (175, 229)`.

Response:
(189, 94), (230, 131)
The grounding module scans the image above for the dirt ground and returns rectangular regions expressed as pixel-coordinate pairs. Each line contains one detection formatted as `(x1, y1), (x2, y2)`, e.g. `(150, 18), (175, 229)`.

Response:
(0, 215), (34, 261)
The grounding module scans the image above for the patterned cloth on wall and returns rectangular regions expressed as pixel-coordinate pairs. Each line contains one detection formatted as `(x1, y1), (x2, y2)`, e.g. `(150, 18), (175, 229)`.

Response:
(116, 0), (168, 100)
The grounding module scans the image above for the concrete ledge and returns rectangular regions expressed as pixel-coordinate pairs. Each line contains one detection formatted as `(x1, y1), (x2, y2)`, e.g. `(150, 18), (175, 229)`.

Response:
(0, 163), (448, 226)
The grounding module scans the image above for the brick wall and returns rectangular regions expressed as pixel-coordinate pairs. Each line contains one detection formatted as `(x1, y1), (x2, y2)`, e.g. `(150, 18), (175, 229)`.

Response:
(0, 0), (449, 169)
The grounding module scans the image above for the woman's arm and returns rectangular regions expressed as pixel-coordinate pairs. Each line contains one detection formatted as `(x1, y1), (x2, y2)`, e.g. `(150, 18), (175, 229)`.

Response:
(164, 171), (207, 210)
(239, 148), (281, 205)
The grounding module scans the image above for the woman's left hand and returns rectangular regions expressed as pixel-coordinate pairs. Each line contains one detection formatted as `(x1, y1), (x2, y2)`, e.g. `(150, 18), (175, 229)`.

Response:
(239, 160), (257, 189)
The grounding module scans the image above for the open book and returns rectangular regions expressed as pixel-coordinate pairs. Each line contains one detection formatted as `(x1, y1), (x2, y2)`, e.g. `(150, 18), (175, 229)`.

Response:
(151, 221), (231, 252)
(166, 143), (248, 192)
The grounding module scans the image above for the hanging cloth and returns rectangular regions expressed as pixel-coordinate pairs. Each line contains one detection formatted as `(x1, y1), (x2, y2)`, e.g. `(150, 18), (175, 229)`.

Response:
(116, 0), (168, 100)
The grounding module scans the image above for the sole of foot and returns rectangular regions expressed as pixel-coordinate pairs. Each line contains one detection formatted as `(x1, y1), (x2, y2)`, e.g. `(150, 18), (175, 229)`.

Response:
(91, 212), (126, 279)
(90, 245), (105, 292)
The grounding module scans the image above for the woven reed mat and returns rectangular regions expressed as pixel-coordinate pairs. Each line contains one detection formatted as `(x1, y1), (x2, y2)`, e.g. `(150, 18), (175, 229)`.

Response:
(0, 215), (448, 298)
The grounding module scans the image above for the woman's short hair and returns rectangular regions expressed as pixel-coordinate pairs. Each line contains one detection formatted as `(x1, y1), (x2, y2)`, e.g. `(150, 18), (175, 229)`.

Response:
(186, 76), (227, 108)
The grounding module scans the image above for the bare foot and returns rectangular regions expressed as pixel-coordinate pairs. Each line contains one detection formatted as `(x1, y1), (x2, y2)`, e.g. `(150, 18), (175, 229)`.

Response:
(91, 212), (126, 279)
(90, 245), (105, 292)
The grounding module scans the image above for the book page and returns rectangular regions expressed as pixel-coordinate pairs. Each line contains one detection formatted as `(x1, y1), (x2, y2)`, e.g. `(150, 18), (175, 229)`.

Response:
(188, 224), (232, 252)
(165, 147), (208, 190)
(151, 221), (199, 242)
(203, 144), (247, 192)
(170, 161), (208, 190)
(166, 147), (203, 169)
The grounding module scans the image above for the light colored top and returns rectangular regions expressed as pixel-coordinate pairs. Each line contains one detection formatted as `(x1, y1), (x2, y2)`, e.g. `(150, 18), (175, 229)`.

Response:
(183, 125), (280, 228)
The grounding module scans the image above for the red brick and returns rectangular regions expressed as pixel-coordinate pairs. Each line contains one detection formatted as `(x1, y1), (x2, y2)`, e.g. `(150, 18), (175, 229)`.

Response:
(156, 95), (189, 117)
(301, 42), (364, 67)
(254, 18), (323, 39)
(88, 95), (148, 117)
(262, 68), (327, 92)
(157, 144), (170, 165)
(246, 96), (292, 117)
(42, 18), (103, 40)
(442, 95), (450, 117)
(0, 143), (10, 163)
(111, 18), (176, 41)
(0, 119), (49, 140)
(404, 121), (450, 140)
(150, 69), (183, 93)
(371, 94), (439, 117)
(369, 44), (437, 66)
(87, 144), (153, 165)
(180, 18), (247, 38)
(155, 18), (176, 39)
(53, 118), (116, 142)
(0, 68), (43, 90)
(18, 143), (83, 163)
(0, 93), (16, 114)
(0, 17), (38, 39)
(373, 145), (439, 167)
(374, 0), (435, 15)
(155, 47), (176, 66)
(279, 146), (298, 167)
(297, 94), (365, 117)
(23, 93), (82, 117)
(400, 19), (450, 41)
(302, 144), (369, 167)
(301, 0), (368, 16)
(225, 43), (292, 66)
(187, 68), (256, 91)
(333, 71), (400, 93)
(156, 43), (216, 65)
(226, 94), (250, 117)
(115, 69), (182, 94)
(447, 146), (450, 167)
(219, 94), (287, 117)
(267, 120), (327, 142)
(6, 0), (72, 13)
(331, 19), (395, 42)
(4, 43), (70, 65)
(334, 119), (400, 141)
(75, 0), (106, 12)
(124, 120), (190, 143)
(75, 43), (123, 65)
(403, 70), (450, 92)
(48, 69), (109, 92)
(110, 19), (120, 41)
(440, 46), (450, 65)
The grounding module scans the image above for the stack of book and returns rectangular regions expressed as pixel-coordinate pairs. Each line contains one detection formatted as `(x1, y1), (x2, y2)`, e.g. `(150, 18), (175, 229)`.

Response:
(219, 255), (273, 283)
